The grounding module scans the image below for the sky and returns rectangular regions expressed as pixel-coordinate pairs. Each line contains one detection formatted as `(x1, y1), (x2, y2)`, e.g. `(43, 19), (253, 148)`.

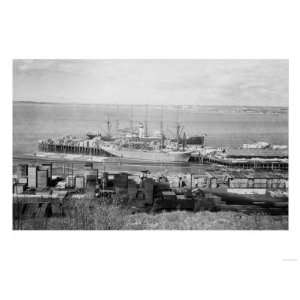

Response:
(13, 59), (288, 106)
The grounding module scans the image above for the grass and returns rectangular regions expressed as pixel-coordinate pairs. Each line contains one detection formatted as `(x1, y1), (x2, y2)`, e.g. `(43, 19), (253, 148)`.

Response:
(14, 197), (288, 230)
(122, 211), (288, 230)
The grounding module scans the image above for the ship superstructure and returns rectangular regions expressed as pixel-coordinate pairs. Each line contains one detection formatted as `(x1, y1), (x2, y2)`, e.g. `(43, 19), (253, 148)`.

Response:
(97, 105), (193, 162)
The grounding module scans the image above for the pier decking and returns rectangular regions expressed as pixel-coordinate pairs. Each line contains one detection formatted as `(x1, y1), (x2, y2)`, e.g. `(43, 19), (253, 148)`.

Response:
(189, 154), (288, 170)
(38, 142), (112, 157)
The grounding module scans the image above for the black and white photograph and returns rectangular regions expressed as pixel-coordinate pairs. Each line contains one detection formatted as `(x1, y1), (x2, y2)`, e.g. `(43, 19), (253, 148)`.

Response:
(13, 59), (289, 230)
(2, 1), (299, 299)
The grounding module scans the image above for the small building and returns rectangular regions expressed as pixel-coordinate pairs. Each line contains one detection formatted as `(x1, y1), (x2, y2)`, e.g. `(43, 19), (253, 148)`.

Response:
(14, 183), (26, 194)
(18, 177), (28, 185)
(16, 164), (28, 178)
(84, 169), (98, 181)
(161, 191), (177, 201)
(253, 178), (267, 188)
(40, 163), (52, 180)
(101, 171), (130, 189)
(228, 178), (249, 188)
(28, 166), (38, 189)
(191, 174), (209, 188)
(66, 175), (76, 188)
(114, 173), (129, 189)
(128, 180), (138, 201)
(154, 191), (178, 209)
(37, 169), (48, 189)
(75, 176), (85, 190)
(86, 179), (97, 192)
(206, 173), (217, 188)
(140, 177), (154, 204)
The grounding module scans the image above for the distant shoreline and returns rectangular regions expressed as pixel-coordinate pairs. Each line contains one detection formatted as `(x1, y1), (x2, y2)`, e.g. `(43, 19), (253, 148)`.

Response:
(13, 100), (288, 109)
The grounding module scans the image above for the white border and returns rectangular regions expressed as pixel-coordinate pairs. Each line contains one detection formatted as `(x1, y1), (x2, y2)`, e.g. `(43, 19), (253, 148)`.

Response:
(1, 1), (299, 300)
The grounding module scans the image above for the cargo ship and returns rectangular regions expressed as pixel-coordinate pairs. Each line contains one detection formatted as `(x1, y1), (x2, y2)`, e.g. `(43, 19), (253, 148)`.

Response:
(98, 116), (194, 162)
(99, 142), (192, 163)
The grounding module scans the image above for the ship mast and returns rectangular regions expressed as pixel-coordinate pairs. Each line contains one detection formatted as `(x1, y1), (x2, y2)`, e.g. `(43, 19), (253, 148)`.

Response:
(175, 105), (185, 150)
(160, 105), (165, 149)
(144, 104), (149, 137)
(130, 105), (134, 135)
(182, 131), (187, 151)
(115, 104), (119, 133)
(106, 114), (112, 137)
(176, 105), (180, 150)
(181, 105), (186, 151)
(160, 105), (164, 135)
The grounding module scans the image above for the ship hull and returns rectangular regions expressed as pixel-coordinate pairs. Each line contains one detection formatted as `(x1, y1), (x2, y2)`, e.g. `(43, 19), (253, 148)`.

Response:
(100, 146), (191, 163)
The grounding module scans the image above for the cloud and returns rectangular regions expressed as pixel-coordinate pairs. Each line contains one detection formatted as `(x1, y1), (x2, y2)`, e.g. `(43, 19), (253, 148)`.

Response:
(13, 59), (288, 106)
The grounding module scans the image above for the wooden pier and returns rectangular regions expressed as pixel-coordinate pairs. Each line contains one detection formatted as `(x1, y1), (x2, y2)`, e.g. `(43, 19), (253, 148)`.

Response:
(38, 142), (112, 157)
(189, 155), (288, 170)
